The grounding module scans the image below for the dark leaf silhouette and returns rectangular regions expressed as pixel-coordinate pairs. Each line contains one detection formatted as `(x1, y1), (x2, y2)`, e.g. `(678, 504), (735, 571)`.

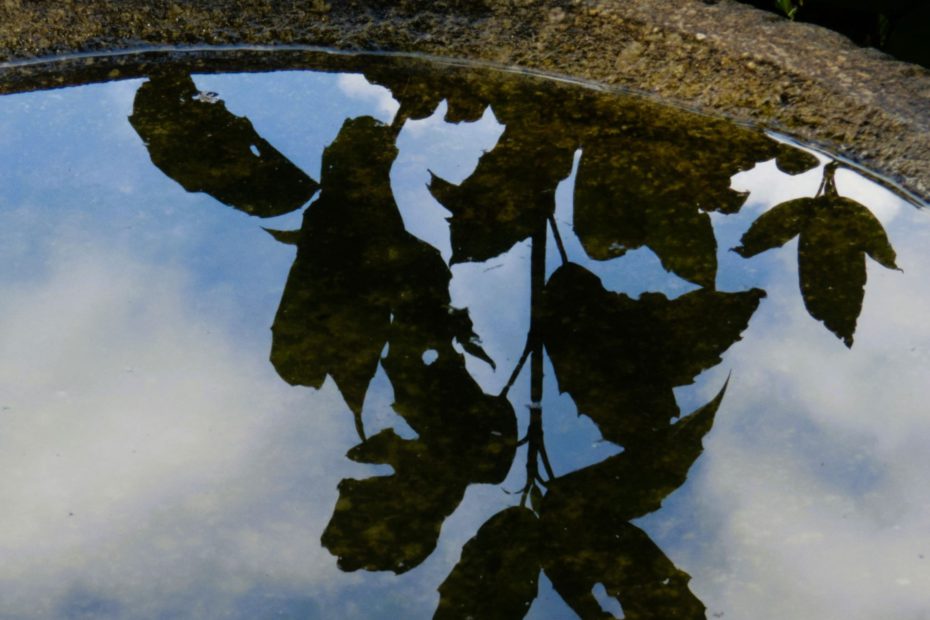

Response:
(381, 341), (515, 462)
(542, 385), (723, 522)
(573, 134), (719, 288)
(319, 264), (516, 574)
(732, 196), (810, 254)
(321, 428), (448, 573)
(545, 520), (705, 620)
(311, 125), (518, 571)
(428, 104), (577, 264)
(320, 350), (516, 573)
(271, 115), (494, 428)
(270, 116), (405, 421)
(539, 391), (722, 619)
(321, 305), (515, 575)
(572, 116), (818, 287)
(734, 163), (898, 346)
(362, 64), (491, 124)
(129, 73), (317, 217)
(435, 507), (541, 620)
(541, 262), (762, 446)
(347, 280), (518, 466)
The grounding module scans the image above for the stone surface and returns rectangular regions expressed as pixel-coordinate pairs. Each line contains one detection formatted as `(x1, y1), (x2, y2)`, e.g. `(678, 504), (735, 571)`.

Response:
(1, 0), (928, 202)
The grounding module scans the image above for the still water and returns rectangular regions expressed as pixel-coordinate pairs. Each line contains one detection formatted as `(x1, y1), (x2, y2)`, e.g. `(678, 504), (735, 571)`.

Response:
(0, 53), (928, 619)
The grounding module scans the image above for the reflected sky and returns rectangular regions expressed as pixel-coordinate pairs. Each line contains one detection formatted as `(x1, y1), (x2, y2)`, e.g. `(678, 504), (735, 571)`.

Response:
(1, 63), (929, 619)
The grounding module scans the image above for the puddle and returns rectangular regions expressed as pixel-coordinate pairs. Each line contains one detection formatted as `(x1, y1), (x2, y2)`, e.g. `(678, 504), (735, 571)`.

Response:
(1, 53), (929, 619)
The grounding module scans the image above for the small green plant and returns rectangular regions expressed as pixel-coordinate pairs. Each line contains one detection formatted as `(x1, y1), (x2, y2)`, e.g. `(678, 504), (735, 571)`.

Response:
(776, 0), (802, 20)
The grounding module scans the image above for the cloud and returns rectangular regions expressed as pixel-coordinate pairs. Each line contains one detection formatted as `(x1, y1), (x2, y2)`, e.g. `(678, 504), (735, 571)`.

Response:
(0, 237), (366, 618)
(336, 74), (400, 122)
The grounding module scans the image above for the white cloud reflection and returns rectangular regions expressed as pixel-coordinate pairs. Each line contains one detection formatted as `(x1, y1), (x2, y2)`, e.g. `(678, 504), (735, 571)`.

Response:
(336, 74), (400, 123)
(0, 238), (364, 618)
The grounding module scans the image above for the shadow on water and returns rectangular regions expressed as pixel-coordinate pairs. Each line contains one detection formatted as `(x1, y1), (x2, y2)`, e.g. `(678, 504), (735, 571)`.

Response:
(127, 57), (899, 619)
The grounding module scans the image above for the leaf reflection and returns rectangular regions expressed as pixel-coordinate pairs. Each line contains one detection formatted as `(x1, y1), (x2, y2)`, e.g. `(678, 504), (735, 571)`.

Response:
(321, 310), (517, 572)
(270, 116), (404, 429)
(542, 262), (762, 446)
(539, 388), (723, 619)
(428, 96), (577, 264)
(321, 230), (517, 572)
(129, 73), (318, 217)
(322, 405), (515, 574)
(435, 506), (542, 619)
(270, 116), (497, 434)
(572, 110), (818, 288)
(362, 64), (492, 124)
(734, 162), (899, 346)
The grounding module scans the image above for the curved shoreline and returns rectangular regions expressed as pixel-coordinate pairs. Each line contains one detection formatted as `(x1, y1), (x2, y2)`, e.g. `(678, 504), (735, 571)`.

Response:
(1, 0), (928, 200)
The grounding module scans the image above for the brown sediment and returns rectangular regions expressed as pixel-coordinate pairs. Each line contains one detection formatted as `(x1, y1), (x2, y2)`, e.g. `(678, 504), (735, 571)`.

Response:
(1, 0), (928, 201)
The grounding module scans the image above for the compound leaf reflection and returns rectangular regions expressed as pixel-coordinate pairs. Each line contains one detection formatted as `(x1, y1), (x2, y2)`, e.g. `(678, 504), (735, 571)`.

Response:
(130, 73), (318, 217)
(734, 163), (898, 346)
(539, 391), (722, 619)
(541, 262), (762, 446)
(435, 507), (541, 620)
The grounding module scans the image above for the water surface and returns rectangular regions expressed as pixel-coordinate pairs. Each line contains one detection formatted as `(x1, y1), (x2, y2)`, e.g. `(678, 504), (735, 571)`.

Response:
(0, 53), (928, 619)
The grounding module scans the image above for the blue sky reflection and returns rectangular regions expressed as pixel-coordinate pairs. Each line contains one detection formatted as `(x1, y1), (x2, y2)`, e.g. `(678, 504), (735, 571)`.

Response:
(0, 70), (928, 619)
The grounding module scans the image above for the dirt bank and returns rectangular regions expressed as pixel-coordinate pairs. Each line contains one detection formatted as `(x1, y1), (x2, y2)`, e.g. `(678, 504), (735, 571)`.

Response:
(1, 0), (928, 201)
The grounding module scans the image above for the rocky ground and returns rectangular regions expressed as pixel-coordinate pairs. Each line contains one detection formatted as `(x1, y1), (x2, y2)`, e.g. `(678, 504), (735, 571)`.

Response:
(1, 0), (928, 200)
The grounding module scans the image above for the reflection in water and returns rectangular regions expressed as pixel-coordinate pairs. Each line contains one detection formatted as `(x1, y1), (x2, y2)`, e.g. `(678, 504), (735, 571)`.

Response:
(734, 161), (899, 346)
(129, 73), (318, 217)
(539, 389), (723, 619)
(124, 62), (831, 618)
(571, 110), (818, 289)
(427, 90), (577, 265)
(541, 263), (762, 445)
(0, 53), (918, 619)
